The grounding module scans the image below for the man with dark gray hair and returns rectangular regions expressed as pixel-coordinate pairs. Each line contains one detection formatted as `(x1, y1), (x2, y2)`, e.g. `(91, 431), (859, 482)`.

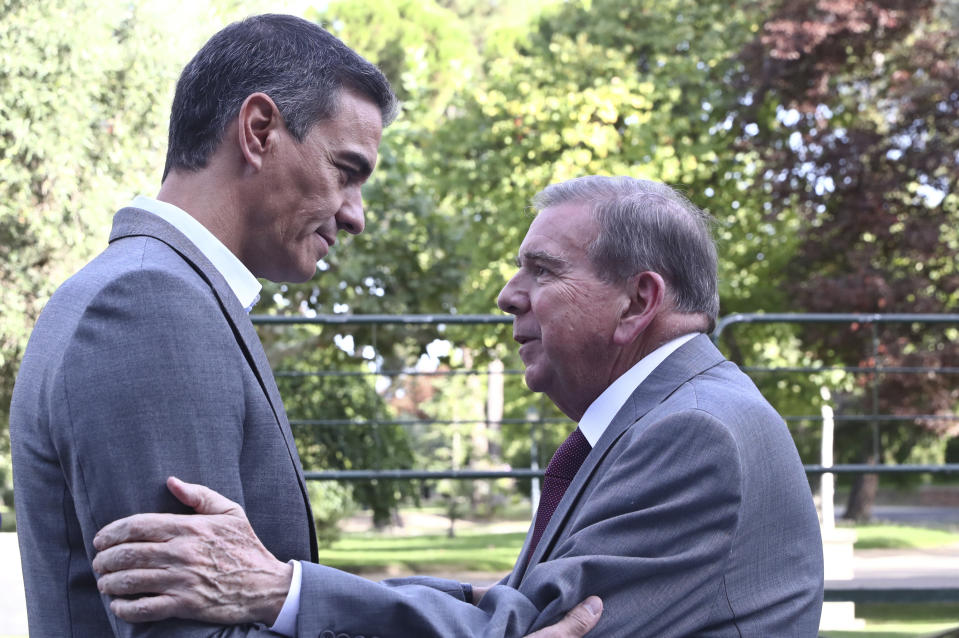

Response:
(10, 13), (596, 638)
(93, 175), (824, 636)
(9, 13), (392, 637)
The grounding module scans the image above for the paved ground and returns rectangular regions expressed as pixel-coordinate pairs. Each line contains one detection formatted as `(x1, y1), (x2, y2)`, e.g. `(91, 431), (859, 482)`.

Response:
(827, 541), (959, 591)
(0, 533), (27, 637)
(865, 505), (959, 528)
(2, 506), (957, 636)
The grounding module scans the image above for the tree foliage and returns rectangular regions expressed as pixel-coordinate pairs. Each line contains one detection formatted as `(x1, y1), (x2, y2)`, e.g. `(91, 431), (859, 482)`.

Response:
(729, 0), (959, 516)
(412, 0), (813, 467)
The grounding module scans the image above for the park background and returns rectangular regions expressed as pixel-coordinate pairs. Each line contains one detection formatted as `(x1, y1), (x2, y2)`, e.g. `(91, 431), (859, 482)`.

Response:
(1, 0), (958, 636)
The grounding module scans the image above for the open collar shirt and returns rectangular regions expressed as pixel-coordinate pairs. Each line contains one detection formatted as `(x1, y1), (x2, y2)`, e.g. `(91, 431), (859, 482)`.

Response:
(129, 195), (261, 312)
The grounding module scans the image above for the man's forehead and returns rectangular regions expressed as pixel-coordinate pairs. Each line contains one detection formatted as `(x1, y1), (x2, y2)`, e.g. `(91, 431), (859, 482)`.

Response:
(517, 202), (595, 255)
(321, 90), (383, 148)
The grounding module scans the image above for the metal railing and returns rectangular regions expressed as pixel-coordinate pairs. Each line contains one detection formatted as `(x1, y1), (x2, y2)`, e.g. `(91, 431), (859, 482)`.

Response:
(254, 312), (959, 481)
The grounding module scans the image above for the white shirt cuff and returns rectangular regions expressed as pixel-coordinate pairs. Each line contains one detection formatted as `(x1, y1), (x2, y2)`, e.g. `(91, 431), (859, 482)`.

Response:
(269, 560), (302, 637)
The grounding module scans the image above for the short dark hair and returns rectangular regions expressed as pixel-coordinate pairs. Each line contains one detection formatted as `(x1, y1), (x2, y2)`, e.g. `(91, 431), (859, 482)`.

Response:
(162, 14), (397, 180)
(533, 176), (720, 332)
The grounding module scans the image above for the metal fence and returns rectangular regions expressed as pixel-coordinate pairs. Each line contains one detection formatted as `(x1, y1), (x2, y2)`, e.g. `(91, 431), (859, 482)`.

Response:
(254, 312), (959, 481)
(715, 312), (959, 479)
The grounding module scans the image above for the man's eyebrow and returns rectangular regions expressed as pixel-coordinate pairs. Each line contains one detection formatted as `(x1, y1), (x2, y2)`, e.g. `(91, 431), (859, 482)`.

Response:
(517, 250), (568, 269)
(337, 150), (374, 178)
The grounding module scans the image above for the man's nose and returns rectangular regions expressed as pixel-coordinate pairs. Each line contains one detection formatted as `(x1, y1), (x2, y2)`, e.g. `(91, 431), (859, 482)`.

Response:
(497, 275), (527, 315)
(337, 187), (365, 235)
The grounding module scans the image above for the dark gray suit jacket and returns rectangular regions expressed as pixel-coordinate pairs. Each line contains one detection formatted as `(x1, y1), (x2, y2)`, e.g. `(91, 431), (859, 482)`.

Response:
(295, 335), (824, 637)
(10, 207), (317, 636)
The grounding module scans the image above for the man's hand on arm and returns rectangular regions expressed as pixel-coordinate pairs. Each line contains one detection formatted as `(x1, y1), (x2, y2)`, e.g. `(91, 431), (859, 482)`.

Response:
(93, 476), (292, 626)
(94, 478), (603, 637)
(470, 585), (601, 637)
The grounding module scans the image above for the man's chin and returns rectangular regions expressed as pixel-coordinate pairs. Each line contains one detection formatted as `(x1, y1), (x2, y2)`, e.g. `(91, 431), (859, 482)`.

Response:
(523, 369), (548, 394)
(285, 262), (320, 284)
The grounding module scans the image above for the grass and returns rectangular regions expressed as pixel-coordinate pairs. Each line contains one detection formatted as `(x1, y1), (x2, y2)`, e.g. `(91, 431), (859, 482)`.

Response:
(320, 517), (959, 575)
(849, 524), (959, 550)
(317, 530), (527, 574)
(820, 603), (959, 637)
(319, 515), (959, 636)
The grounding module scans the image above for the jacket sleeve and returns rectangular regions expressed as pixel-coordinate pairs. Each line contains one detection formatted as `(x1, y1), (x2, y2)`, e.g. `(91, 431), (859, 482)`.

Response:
(292, 410), (744, 638)
(52, 267), (285, 637)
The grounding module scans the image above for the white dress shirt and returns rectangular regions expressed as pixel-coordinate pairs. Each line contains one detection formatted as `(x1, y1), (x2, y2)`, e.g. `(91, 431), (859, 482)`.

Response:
(129, 196), (261, 312)
(270, 332), (699, 635)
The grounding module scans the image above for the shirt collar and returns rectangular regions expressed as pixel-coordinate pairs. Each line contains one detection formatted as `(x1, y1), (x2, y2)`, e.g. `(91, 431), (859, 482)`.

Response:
(130, 195), (261, 312)
(578, 332), (699, 447)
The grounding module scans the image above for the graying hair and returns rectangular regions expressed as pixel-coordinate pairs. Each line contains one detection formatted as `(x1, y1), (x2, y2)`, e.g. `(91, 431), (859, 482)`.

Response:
(533, 176), (719, 331)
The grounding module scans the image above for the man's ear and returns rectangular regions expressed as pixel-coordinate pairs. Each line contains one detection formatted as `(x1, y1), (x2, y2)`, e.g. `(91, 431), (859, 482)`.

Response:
(237, 92), (283, 172)
(613, 271), (666, 346)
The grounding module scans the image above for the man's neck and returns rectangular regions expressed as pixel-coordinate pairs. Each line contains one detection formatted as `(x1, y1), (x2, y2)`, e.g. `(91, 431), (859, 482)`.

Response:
(613, 315), (707, 382)
(157, 170), (241, 263)
(577, 332), (700, 446)
(641, 313), (708, 356)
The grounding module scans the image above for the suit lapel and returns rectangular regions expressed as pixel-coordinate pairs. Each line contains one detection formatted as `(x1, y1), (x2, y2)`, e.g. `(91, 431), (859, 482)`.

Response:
(110, 208), (318, 560)
(513, 334), (726, 582)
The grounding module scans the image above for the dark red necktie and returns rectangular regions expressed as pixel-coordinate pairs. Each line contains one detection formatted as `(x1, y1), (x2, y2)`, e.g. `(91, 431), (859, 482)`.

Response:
(525, 427), (591, 564)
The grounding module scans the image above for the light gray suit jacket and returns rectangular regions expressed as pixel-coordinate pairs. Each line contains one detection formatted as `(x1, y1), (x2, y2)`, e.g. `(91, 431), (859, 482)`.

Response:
(10, 207), (318, 637)
(295, 335), (824, 637)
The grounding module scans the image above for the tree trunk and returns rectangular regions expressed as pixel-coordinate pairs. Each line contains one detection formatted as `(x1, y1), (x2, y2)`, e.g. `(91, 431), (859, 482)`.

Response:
(843, 445), (878, 522)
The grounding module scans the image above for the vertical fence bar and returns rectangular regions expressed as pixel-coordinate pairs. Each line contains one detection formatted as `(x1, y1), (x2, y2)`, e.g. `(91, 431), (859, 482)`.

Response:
(870, 322), (881, 464)
(528, 406), (541, 518)
(820, 387), (835, 530)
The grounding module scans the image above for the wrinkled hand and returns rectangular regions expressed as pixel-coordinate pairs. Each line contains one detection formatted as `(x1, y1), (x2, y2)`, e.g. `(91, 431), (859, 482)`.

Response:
(92, 476), (292, 626)
(525, 597), (603, 638)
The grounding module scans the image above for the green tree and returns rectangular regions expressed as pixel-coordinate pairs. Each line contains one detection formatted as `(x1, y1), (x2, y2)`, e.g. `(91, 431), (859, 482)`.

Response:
(426, 0), (782, 316)
(415, 0), (809, 467)
(265, 321), (416, 532)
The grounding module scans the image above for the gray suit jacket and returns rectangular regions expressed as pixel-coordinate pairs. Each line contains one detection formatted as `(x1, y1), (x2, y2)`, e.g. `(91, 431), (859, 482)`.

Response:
(295, 335), (824, 637)
(10, 207), (317, 637)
